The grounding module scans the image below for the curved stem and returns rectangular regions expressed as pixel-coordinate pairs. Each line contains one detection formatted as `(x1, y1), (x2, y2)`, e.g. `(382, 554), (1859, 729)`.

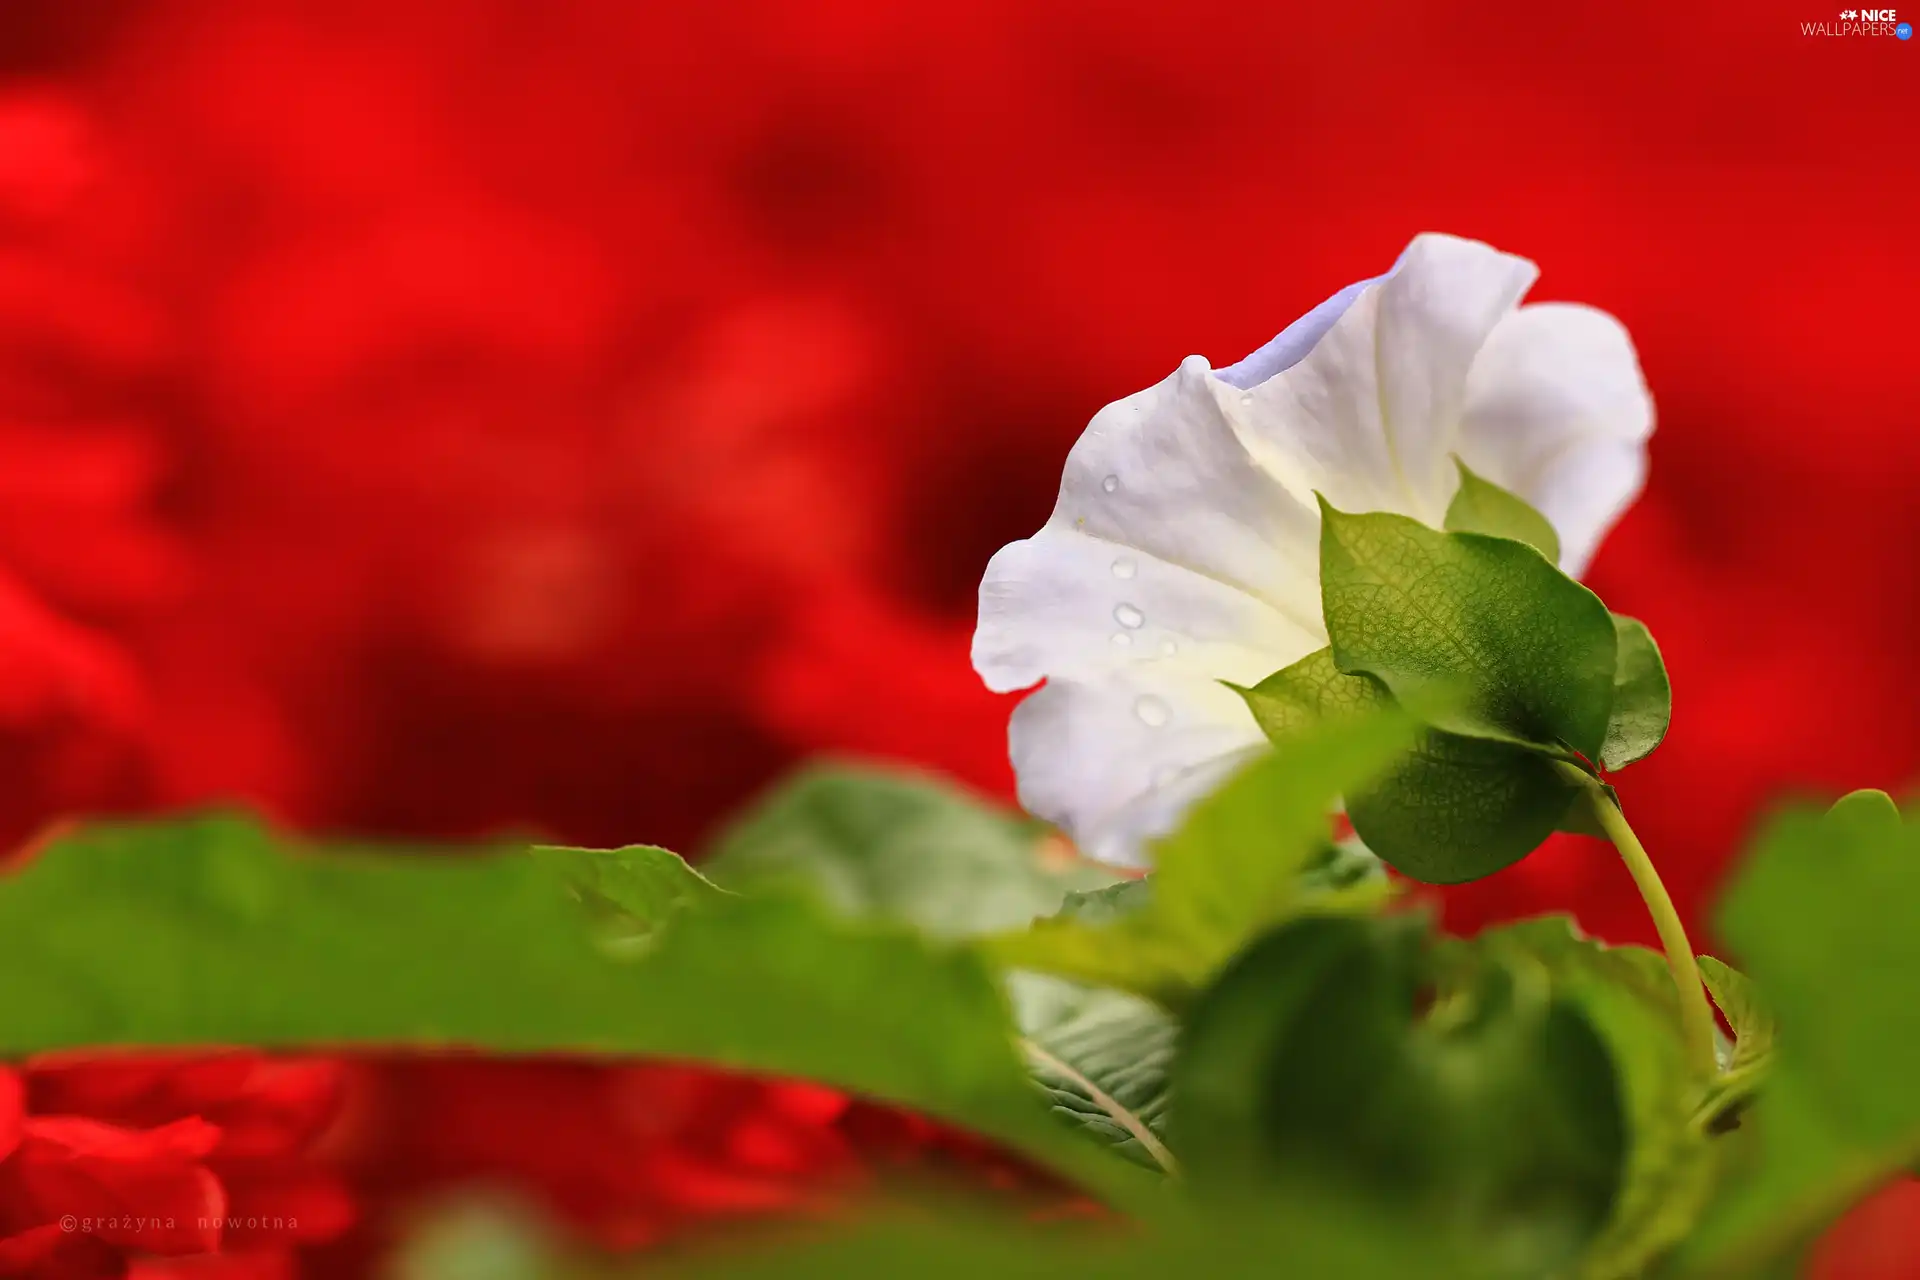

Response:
(1561, 769), (1720, 1079)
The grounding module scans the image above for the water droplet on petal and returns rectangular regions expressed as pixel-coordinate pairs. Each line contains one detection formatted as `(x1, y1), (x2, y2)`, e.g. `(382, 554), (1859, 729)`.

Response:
(1101, 474), (1119, 493)
(1110, 632), (1133, 648)
(1113, 603), (1144, 629)
(1110, 557), (1137, 579)
(1133, 695), (1171, 727)
(1239, 393), (1254, 407)
(1160, 638), (1179, 656)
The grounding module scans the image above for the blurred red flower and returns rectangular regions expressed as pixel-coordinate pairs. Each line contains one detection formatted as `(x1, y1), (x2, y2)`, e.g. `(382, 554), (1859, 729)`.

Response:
(0, 1055), (350, 1278)
(0, 0), (1913, 1271)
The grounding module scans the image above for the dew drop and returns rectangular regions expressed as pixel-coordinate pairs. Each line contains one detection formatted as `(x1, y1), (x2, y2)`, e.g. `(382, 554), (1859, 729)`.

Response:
(1160, 638), (1179, 657)
(1110, 557), (1137, 580)
(1133, 695), (1171, 727)
(1239, 393), (1254, 407)
(1109, 632), (1133, 648)
(1113, 603), (1145, 629)
(1101, 474), (1120, 493)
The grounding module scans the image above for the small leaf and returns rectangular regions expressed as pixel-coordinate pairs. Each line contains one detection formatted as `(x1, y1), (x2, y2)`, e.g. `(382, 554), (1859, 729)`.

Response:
(1053, 878), (1152, 925)
(532, 843), (730, 942)
(1444, 457), (1562, 563)
(986, 706), (1419, 1006)
(1693, 955), (1776, 1151)
(1175, 914), (1627, 1275)
(1600, 616), (1671, 770)
(1018, 984), (1176, 1172)
(1697, 955), (1775, 1079)
(1317, 498), (1617, 762)
(1683, 790), (1920, 1274)
(701, 762), (1117, 937)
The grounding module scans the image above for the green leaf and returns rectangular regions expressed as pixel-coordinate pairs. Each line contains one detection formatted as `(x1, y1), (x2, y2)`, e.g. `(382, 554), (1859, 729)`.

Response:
(701, 762), (1117, 938)
(1230, 646), (1396, 739)
(698, 764), (1170, 1175)
(1298, 833), (1395, 907)
(650, 1206), (1481, 1280)
(1474, 917), (1720, 1280)
(533, 843), (730, 943)
(1692, 956), (1776, 1153)
(1444, 457), (1561, 563)
(985, 706), (1419, 1007)
(0, 814), (1150, 1209)
(1174, 914), (1627, 1275)
(1698, 954), (1775, 1080)
(1017, 984), (1177, 1172)
(1317, 497), (1616, 762)
(1600, 615), (1671, 771)
(1053, 878), (1152, 924)
(1236, 647), (1579, 884)
(1347, 732), (1580, 884)
(1682, 790), (1920, 1274)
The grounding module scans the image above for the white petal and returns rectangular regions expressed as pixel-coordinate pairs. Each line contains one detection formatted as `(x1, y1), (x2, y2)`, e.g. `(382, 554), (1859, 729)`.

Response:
(1008, 670), (1268, 868)
(1214, 276), (1379, 390)
(974, 526), (1320, 695)
(1030, 355), (1326, 626)
(1233, 233), (1537, 525)
(1374, 234), (1539, 511)
(1456, 302), (1654, 576)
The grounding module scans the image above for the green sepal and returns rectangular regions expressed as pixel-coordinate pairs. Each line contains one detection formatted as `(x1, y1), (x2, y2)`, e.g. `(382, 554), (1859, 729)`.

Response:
(1317, 497), (1617, 763)
(1444, 457), (1562, 563)
(1600, 615), (1671, 770)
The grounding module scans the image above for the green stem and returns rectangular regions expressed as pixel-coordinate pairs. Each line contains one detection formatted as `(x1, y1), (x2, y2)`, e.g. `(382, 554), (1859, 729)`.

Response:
(1564, 771), (1720, 1078)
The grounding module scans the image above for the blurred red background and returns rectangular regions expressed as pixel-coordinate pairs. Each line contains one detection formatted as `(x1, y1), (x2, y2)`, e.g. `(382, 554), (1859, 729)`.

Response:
(0, 0), (1914, 1274)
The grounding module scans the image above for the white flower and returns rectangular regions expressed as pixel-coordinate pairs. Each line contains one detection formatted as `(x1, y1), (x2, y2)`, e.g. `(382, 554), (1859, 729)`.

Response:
(972, 232), (1654, 868)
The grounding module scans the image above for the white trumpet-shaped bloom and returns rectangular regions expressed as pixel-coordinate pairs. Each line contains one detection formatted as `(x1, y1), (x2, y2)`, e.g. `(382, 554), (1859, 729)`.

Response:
(973, 233), (1654, 867)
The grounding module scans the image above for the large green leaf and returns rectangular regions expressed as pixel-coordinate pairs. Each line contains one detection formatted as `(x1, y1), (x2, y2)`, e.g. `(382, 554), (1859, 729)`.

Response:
(1681, 790), (1920, 1275)
(1317, 498), (1616, 763)
(1600, 615), (1671, 771)
(1474, 917), (1721, 1280)
(1443, 457), (1562, 563)
(985, 707), (1419, 1007)
(0, 815), (1150, 1209)
(650, 1210), (1479, 1280)
(405, 1199), (1473, 1279)
(1234, 647), (1578, 883)
(1174, 914), (1627, 1276)
(701, 761), (1117, 937)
